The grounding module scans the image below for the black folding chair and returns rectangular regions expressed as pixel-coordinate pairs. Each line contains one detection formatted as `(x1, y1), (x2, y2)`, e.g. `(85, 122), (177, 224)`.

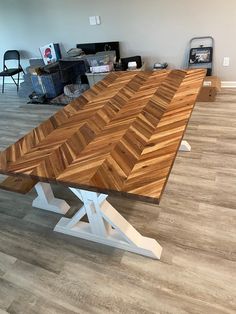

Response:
(0, 50), (24, 93)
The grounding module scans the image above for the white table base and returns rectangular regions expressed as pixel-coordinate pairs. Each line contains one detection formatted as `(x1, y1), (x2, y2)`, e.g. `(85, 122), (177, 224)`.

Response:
(54, 188), (162, 259)
(32, 182), (70, 214)
(31, 140), (191, 260)
(180, 140), (191, 152)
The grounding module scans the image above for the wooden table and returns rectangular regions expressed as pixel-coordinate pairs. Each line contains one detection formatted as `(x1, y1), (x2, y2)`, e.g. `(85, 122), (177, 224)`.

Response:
(0, 69), (205, 259)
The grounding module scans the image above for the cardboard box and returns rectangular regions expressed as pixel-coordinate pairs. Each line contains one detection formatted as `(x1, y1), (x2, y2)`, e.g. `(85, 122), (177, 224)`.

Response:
(31, 72), (64, 98)
(197, 76), (221, 102)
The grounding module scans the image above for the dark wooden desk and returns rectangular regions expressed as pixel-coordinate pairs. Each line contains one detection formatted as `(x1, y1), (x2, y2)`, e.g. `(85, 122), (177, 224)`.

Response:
(0, 69), (205, 259)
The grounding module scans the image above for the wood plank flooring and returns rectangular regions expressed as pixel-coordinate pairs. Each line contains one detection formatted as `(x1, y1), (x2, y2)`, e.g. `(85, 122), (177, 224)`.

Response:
(0, 85), (236, 313)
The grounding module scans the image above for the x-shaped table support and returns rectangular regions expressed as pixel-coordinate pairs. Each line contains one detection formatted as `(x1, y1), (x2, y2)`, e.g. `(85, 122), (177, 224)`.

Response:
(32, 140), (191, 259)
(54, 187), (162, 259)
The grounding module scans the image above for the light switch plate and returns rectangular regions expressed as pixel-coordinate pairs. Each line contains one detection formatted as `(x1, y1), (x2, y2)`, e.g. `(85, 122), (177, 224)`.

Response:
(223, 57), (230, 67)
(89, 16), (96, 25)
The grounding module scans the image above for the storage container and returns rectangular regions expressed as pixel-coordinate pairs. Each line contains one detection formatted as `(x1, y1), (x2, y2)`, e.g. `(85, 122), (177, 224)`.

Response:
(31, 72), (64, 98)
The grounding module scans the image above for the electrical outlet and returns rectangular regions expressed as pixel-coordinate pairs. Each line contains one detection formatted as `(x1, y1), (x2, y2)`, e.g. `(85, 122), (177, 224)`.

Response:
(223, 57), (230, 67)
(96, 16), (101, 25)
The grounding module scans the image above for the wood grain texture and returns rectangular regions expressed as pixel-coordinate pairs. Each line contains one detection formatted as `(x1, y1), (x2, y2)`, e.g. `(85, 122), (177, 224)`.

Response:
(0, 176), (36, 194)
(0, 70), (205, 203)
(0, 87), (236, 313)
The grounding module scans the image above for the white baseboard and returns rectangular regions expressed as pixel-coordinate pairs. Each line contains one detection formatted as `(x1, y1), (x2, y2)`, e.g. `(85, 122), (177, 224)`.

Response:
(1, 80), (24, 83)
(221, 81), (236, 88)
(0, 78), (23, 84)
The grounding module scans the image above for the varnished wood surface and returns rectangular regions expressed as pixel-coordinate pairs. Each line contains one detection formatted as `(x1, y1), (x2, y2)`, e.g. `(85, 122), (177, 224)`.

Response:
(0, 176), (36, 194)
(0, 70), (205, 203)
(0, 87), (236, 313)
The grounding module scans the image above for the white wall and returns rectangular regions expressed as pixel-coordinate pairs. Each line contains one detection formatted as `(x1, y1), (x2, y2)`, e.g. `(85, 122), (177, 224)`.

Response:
(0, 0), (235, 81)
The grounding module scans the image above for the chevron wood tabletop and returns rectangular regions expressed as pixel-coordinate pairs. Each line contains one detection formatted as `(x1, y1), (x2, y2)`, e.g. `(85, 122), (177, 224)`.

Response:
(0, 69), (205, 203)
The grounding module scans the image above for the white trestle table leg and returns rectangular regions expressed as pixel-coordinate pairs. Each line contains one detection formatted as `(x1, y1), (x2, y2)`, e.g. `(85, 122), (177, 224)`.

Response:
(179, 140), (191, 152)
(32, 182), (70, 214)
(54, 188), (162, 259)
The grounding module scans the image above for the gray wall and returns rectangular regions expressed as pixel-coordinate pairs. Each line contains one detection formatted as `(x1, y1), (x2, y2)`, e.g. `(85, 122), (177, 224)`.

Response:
(0, 0), (235, 81)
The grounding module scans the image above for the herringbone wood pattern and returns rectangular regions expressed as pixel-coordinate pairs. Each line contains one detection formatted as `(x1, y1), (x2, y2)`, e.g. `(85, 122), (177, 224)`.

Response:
(0, 69), (205, 203)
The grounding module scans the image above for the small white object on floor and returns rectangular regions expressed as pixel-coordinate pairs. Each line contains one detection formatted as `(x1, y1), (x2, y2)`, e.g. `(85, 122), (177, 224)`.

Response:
(179, 140), (191, 152)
